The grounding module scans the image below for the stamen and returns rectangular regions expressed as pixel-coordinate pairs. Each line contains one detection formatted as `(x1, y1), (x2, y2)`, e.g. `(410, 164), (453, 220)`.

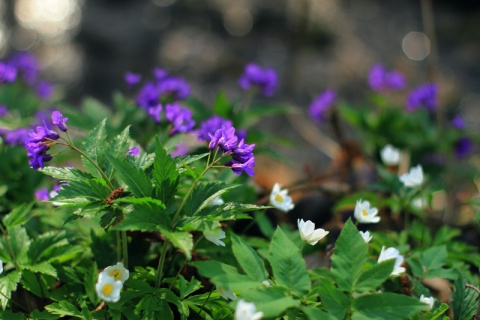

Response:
(362, 209), (368, 216)
(275, 194), (284, 203)
(102, 283), (113, 296)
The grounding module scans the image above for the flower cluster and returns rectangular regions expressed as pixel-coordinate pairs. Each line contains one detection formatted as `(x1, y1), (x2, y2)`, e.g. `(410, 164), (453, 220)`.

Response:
(368, 64), (405, 92)
(406, 83), (438, 112)
(208, 126), (255, 176)
(308, 89), (336, 124)
(165, 103), (196, 136)
(126, 146), (140, 157)
(35, 185), (61, 201)
(95, 262), (129, 303)
(196, 115), (233, 142)
(238, 63), (277, 97)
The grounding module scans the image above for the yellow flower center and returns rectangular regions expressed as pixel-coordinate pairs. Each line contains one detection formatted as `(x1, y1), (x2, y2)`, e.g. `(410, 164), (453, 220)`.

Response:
(102, 283), (113, 296)
(275, 194), (284, 203)
(109, 270), (121, 281)
(362, 209), (369, 216)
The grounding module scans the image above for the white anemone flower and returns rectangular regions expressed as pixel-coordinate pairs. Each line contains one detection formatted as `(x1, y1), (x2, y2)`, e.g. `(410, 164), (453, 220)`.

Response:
(359, 231), (372, 243)
(297, 219), (329, 246)
(217, 286), (237, 300)
(102, 262), (129, 283)
(380, 145), (401, 166)
(400, 165), (424, 187)
(95, 273), (123, 303)
(204, 228), (226, 247)
(234, 299), (264, 320)
(377, 246), (406, 276)
(269, 183), (294, 212)
(419, 294), (434, 311)
(354, 200), (380, 224)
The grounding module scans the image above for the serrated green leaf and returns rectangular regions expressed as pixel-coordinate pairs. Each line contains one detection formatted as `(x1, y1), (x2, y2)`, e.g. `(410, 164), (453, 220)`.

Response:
(177, 275), (202, 299)
(240, 287), (301, 318)
(192, 260), (240, 279)
(230, 233), (268, 282)
(106, 126), (131, 179)
(107, 154), (153, 198)
(57, 179), (109, 201)
(153, 138), (179, 204)
(183, 181), (238, 217)
(314, 279), (350, 319)
(25, 261), (58, 278)
(269, 227), (310, 295)
(112, 197), (170, 231)
(45, 300), (84, 318)
(452, 276), (477, 320)
(331, 219), (368, 292)
(28, 231), (66, 263)
(29, 309), (59, 319)
(424, 303), (449, 320)
(40, 167), (94, 181)
(1, 309), (25, 320)
(3, 202), (34, 228)
(157, 227), (193, 260)
(211, 273), (263, 291)
(21, 269), (49, 297)
(0, 271), (21, 310)
(1, 226), (30, 264)
(352, 293), (427, 320)
(354, 259), (396, 292)
(420, 246), (447, 271)
(300, 306), (338, 320)
(82, 118), (108, 178)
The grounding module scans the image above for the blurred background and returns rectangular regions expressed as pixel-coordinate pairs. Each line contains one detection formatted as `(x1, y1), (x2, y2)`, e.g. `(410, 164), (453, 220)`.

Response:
(1, 0), (480, 168)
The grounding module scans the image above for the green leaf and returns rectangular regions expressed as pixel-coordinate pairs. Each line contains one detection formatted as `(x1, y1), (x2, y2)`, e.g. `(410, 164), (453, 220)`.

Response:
(56, 179), (110, 201)
(29, 309), (60, 319)
(177, 275), (202, 299)
(1, 226), (30, 264)
(424, 303), (449, 320)
(192, 260), (241, 279)
(300, 307), (338, 320)
(175, 153), (209, 167)
(85, 262), (99, 305)
(157, 227), (193, 260)
(1, 310), (25, 320)
(352, 293), (427, 320)
(21, 269), (49, 297)
(314, 279), (350, 319)
(112, 197), (170, 231)
(105, 126), (131, 179)
(269, 227), (310, 295)
(183, 182), (238, 217)
(82, 118), (108, 178)
(452, 276), (477, 320)
(40, 167), (94, 181)
(420, 246), (447, 271)
(3, 202), (34, 228)
(0, 271), (21, 310)
(240, 287), (301, 318)
(25, 261), (58, 277)
(212, 91), (231, 118)
(45, 301), (84, 318)
(230, 233), (268, 282)
(153, 138), (179, 204)
(331, 219), (368, 292)
(354, 259), (396, 292)
(107, 153), (153, 198)
(28, 231), (68, 263)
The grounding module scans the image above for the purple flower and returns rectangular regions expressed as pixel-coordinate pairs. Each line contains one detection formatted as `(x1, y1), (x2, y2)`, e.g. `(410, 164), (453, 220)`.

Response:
(127, 146), (140, 157)
(406, 83), (438, 112)
(208, 126), (238, 152)
(0, 105), (8, 117)
(153, 68), (169, 82)
(309, 89), (336, 124)
(196, 116), (233, 142)
(35, 188), (50, 201)
(454, 137), (473, 159)
(239, 63), (278, 96)
(0, 62), (17, 83)
(148, 104), (163, 123)
(158, 76), (190, 101)
(9, 52), (39, 84)
(52, 111), (68, 132)
(125, 72), (142, 87)
(231, 139), (255, 163)
(4, 128), (28, 145)
(171, 143), (189, 157)
(368, 64), (405, 92)
(36, 81), (54, 100)
(227, 157), (256, 177)
(451, 115), (465, 129)
(165, 103), (195, 136)
(25, 121), (60, 170)
(136, 82), (160, 110)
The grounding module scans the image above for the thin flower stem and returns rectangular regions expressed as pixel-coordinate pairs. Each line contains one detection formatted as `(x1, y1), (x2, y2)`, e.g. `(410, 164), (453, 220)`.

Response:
(155, 242), (170, 288)
(116, 232), (121, 262)
(198, 289), (214, 317)
(122, 231), (128, 267)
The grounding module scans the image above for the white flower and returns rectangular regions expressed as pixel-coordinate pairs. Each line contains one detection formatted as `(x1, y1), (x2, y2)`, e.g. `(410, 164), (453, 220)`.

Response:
(411, 197), (426, 210)
(234, 299), (264, 320)
(377, 246), (405, 276)
(0, 260), (3, 274)
(95, 273), (123, 303)
(102, 262), (129, 283)
(204, 228), (226, 247)
(210, 197), (224, 206)
(400, 165), (424, 187)
(217, 286), (237, 300)
(297, 219), (329, 246)
(380, 145), (401, 166)
(419, 294), (435, 311)
(269, 183), (294, 212)
(262, 280), (271, 287)
(354, 200), (380, 224)
(359, 231), (372, 243)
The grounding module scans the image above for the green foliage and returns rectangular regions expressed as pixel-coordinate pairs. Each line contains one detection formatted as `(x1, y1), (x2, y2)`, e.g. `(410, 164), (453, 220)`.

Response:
(452, 276), (478, 320)
(351, 293), (427, 320)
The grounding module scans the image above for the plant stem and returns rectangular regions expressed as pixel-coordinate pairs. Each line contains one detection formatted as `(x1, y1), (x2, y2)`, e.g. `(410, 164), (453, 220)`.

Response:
(121, 231), (128, 267)
(116, 232), (121, 262)
(155, 242), (170, 288)
(0, 290), (29, 313)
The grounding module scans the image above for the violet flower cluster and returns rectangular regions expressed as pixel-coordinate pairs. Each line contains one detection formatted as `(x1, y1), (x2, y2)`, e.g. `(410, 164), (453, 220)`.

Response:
(238, 63), (278, 97)
(146, 102), (195, 136)
(208, 126), (255, 176)
(309, 89), (336, 124)
(25, 111), (68, 170)
(406, 83), (438, 112)
(368, 64), (405, 92)
(196, 115), (233, 142)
